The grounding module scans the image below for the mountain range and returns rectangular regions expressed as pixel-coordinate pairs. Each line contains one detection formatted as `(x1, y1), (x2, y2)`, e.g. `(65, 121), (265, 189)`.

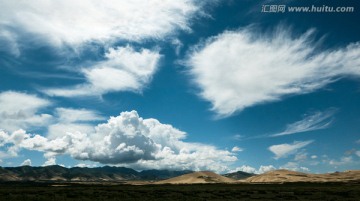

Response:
(1, 166), (359, 184)
(0, 165), (193, 182)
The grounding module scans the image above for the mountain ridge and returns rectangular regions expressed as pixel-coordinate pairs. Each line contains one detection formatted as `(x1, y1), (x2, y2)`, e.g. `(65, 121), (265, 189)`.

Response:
(0, 165), (193, 182)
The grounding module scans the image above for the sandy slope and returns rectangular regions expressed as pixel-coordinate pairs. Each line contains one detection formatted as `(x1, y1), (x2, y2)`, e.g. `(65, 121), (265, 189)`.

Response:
(245, 169), (360, 183)
(156, 171), (236, 184)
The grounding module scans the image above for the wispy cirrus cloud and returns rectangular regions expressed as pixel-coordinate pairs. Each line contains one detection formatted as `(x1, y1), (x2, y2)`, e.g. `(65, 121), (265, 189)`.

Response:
(269, 140), (314, 159)
(187, 26), (360, 117)
(241, 109), (336, 140)
(270, 108), (337, 137)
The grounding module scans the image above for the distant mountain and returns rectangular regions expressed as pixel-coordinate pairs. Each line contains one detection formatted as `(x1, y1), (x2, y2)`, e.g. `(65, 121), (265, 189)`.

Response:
(0, 165), (192, 182)
(222, 171), (256, 180)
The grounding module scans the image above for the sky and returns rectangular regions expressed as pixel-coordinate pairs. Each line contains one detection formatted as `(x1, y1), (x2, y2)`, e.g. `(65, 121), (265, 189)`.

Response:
(0, 0), (360, 174)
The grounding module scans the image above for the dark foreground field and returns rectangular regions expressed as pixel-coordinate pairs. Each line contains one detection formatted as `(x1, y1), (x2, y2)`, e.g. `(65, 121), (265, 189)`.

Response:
(0, 182), (359, 201)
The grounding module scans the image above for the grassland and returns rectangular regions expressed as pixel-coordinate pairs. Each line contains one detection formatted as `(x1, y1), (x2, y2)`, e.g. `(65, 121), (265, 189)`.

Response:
(0, 182), (359, 201)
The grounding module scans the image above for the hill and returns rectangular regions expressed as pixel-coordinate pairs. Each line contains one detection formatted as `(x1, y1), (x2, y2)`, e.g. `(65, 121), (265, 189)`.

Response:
(156, 171), (236, 184)
(245, 169), (360, 183)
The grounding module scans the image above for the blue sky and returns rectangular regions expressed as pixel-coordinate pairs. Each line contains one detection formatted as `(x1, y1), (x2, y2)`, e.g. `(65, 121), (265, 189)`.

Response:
(0, 0), (359, 173)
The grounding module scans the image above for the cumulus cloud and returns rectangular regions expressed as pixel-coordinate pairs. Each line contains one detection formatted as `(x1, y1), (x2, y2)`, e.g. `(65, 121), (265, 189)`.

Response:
(232, 165), (275, 174)
(269, 140), (314, 159)
(258, 165), (276, 173)
(44, 46), (161, 97)
(20, 159), (31, 166)
(187, 27), (360, 117)
(0, 91), (52, 132)
(43, 156), (57, 166)
(271, 109), (336, 137)
(0, 111), (236, 172)
(0, 0), (201, 48)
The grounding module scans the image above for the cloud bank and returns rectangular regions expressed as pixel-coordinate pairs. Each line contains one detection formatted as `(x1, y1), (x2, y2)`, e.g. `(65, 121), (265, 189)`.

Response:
(232, 165), (276, 174)
(187, 27), (360, 117)
(0, 111), (236, 172)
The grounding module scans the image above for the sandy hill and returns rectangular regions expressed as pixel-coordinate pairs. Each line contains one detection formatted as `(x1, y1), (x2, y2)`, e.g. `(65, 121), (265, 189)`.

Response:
(156, 171), (236, 184)
(245, 169), (360, 183)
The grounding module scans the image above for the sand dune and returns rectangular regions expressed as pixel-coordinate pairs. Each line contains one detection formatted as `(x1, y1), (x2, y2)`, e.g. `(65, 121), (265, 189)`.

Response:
(156, 171), (236, 184)
(245, 169), (360, 183)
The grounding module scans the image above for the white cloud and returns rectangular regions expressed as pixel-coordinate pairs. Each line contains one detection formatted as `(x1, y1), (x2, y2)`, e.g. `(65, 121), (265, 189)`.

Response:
(20, 159), (31, 166)
(311, 155), (318, 159)
(232, 165), (275, 174)
(294, 152), (308, 161)
(47, 107), (103, 139)
(258, 165), (276, 174)
(269, 140), (314, 159)
(280, 162), (310, 172)
(329, 156), (353, 166)
(187, 27), (360, 117)
(47, 123), (95, 140)
(44, 46), (161, 97)
(271, 109), (336, 137)
(0, 91), (52, 132)
(231, 146), (243, 152)
(356, 151), (360, 157)
(0, 111), (236, 172)
(172, 38), (184, 56)
(55, 108), (103, 123)
(75, 162), (99, 168)
(43, 156), (56, 166)
(0, 0), (201, 48)
(0, 91), (103, 139)
(233, 165), (256, 174)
